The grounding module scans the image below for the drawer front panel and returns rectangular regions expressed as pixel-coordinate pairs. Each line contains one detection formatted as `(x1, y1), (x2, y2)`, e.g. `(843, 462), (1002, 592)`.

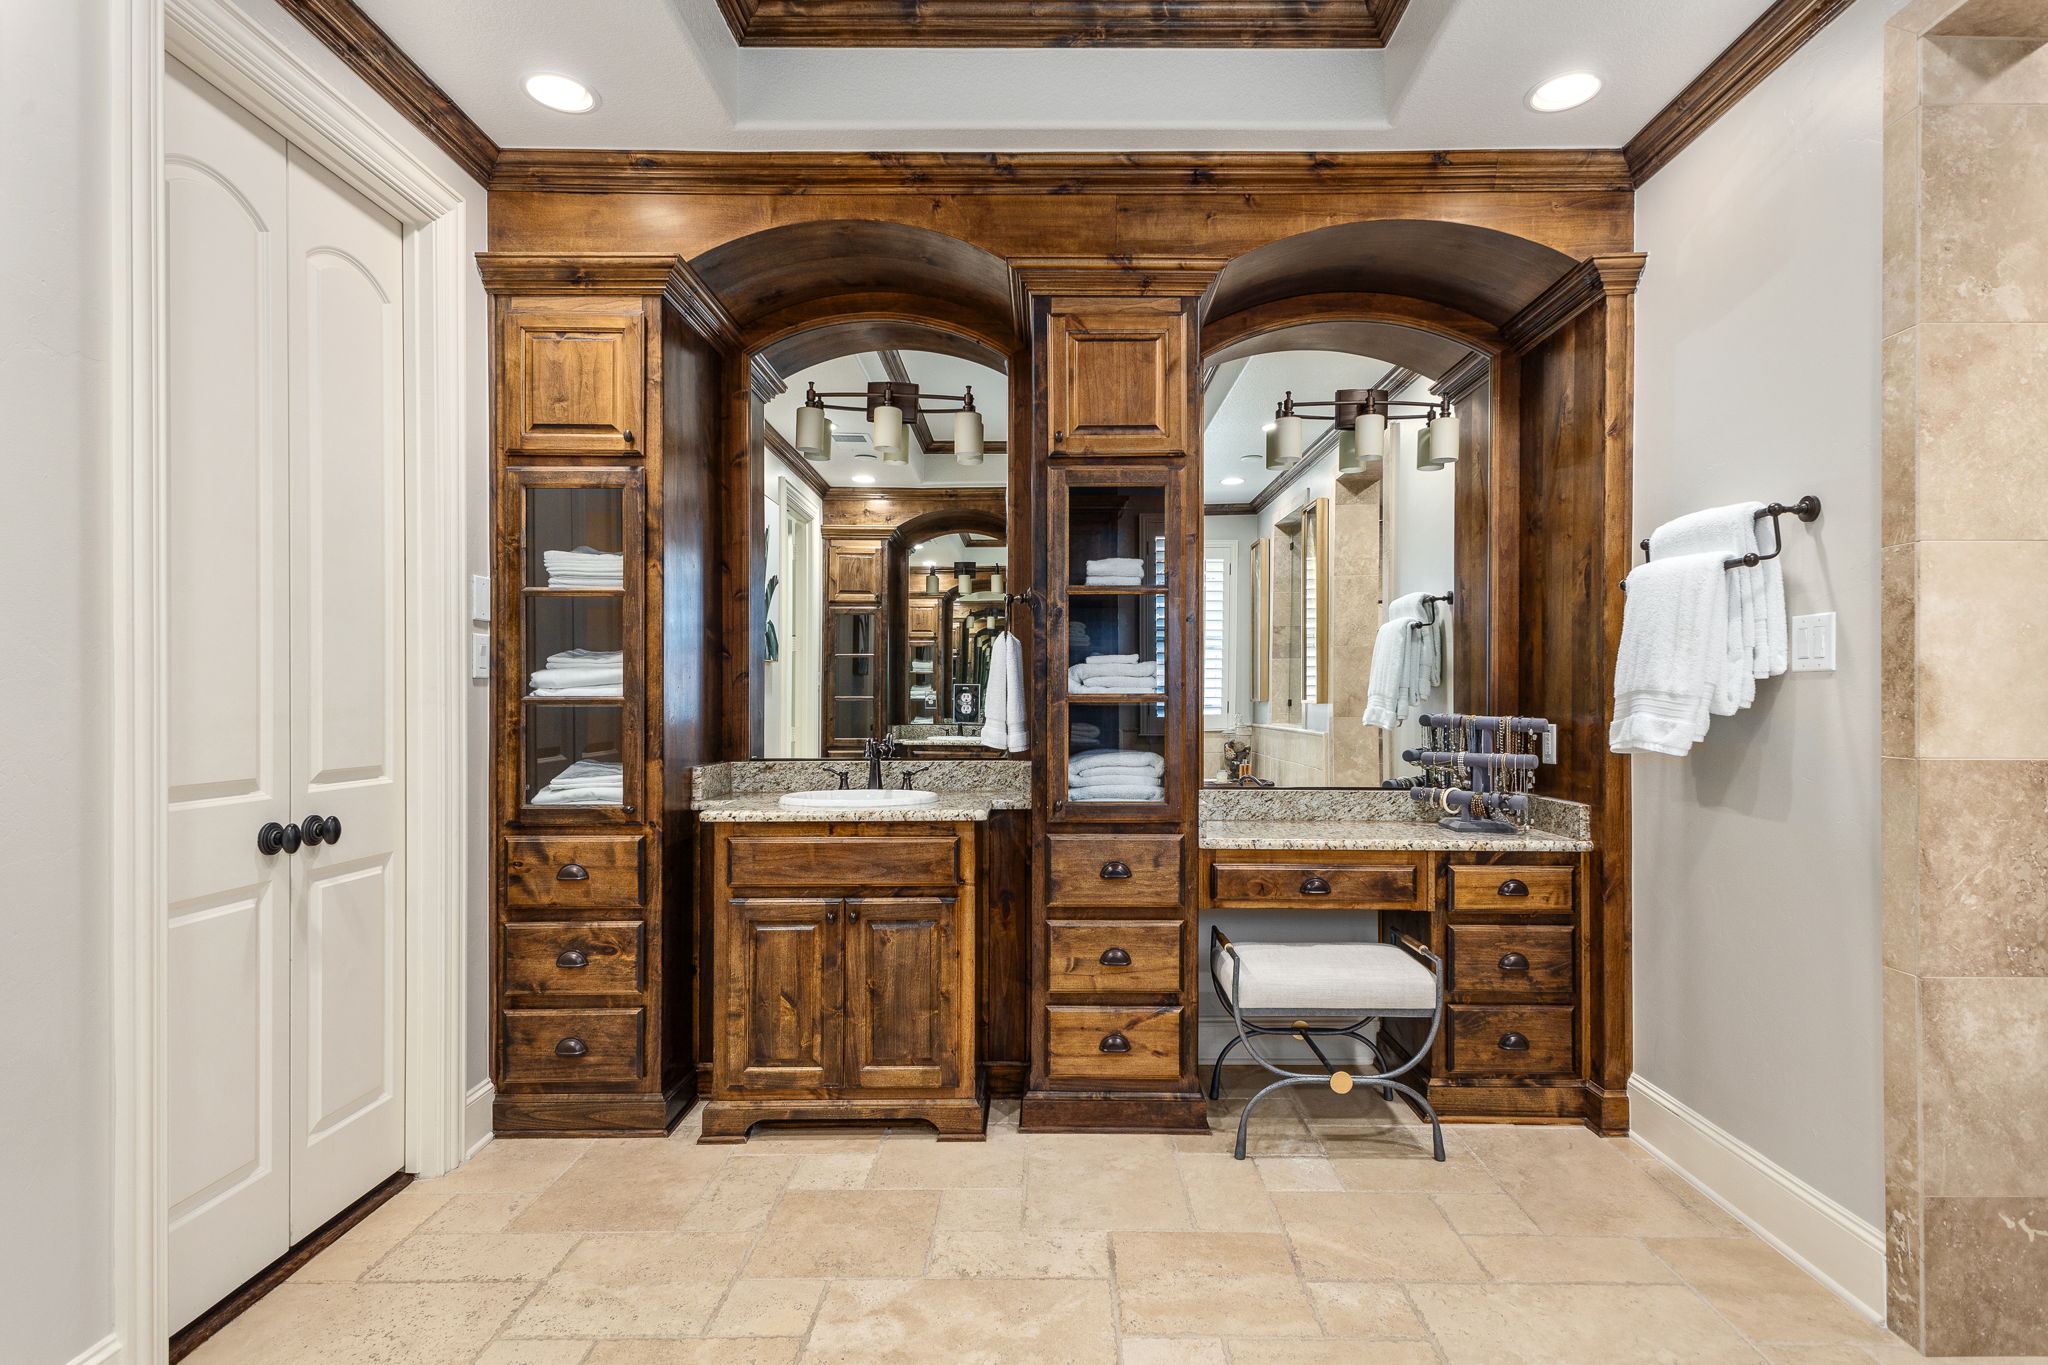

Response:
(502, 1007), (646, 1085)
(1210, 861), (1418, 909)
(1449, 924), (1573, 999)
(727, 836), (959, 889)
(1047, 921), (1183, 997)
(1045, 1005), (1184, 1082)
(1449, 865), (1574, 914)
(1447, 1004), (1574, 1075)
(504, 922), (645, 996)
(1047, 834), (1182, 907)
(506, 835), (646, 911)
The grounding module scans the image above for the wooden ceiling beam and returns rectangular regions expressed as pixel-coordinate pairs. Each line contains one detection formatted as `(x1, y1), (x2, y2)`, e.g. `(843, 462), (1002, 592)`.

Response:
(713, 0), (1408, 49)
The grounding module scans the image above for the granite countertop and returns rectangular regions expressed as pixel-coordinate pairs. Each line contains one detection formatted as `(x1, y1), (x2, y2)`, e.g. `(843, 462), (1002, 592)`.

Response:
(1199, 818), (1593, 853)
(898, 734), (1003, 748)
(694, 791), (1029, 823)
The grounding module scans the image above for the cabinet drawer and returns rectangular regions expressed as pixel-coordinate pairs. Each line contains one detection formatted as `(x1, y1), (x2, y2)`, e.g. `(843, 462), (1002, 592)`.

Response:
(1047, 921), (1183, 996)
(504, 922), (645, 996)
(1045, 1005), (1184, 1083)
(1448, 865), (1574, 914)
(501, 1007), (646, 1085)
(506, 836), (646, 911)
(1447, 1004), (1573, 1076)
(1047, 834), (1182, 907)
(1449, 925), (1573, 999)
(1210, 860), (1418, 909)
(726, 835), (959, 889)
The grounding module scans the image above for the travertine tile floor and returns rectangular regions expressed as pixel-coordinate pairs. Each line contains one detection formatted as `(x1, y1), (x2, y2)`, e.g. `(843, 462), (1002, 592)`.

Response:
(187, 1071), (2003, 1364)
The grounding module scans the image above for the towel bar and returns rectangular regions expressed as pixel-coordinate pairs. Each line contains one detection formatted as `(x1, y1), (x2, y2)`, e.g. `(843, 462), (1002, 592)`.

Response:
(1621, 495), (1821, 590)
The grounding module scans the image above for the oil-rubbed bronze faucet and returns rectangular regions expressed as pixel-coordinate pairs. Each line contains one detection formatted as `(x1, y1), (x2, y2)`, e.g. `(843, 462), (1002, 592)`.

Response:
(862, 736), (898, 790)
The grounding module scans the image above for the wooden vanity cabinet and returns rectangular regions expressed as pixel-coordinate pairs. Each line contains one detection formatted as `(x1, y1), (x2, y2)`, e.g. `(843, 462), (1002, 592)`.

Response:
(701, 821), (986, 1141)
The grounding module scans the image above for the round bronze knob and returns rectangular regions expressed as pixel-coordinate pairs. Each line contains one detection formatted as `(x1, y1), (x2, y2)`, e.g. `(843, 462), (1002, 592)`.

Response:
(1100, 861), (1132, 880)
(555, 1037), (589, 1057)
(1099, 1032), (1131, 1053)
(1099, 947), (1132, 967)
(557, 862), (590, 882)
(556, 948), (589, 969)
(1497, 952), (1530, 972)
(1300, 876), (1332, 895)
(1498, 1032), (1530, 1051)
(1497, 878), (1529, 897)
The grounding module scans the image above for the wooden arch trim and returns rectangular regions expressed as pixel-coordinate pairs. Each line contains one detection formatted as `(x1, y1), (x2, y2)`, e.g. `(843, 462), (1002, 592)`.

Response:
(1201, 292), (1503, 372)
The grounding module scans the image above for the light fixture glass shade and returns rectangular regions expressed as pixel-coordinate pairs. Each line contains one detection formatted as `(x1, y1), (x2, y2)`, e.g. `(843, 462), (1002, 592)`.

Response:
(1428, 412), (1460, 466)
(794, 404), (829, 458)
(871, 403), (906, 460)
(1260, 422), (1277, 465)
(1354, 411), (1386, 460)
(952, 409), (984, 464)
(1272, 414), (1304, 469)
(1337, 427), (1367, 476)
(1416, 422), (1447, 472)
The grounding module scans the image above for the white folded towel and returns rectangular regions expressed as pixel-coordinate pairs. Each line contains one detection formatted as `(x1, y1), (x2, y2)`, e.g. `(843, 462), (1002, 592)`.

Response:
(1069, 661), (1158, 691)
(1069, 749), (1166, 773)
(532, 759), (624, 804)
(1085, 558), (1144, 577)
(530, 684), (626, 697)
(529, 665), (625, 689)
(1649, 505), (1757, 715)
(1610, 551), (1729, 756)
(545, 649), (622, 669)
(1070, 781), (1164, 802)
(978, 631), (1029, 754)
(1084, 575), (1144, 586)
(1086, 654), (1139, 663)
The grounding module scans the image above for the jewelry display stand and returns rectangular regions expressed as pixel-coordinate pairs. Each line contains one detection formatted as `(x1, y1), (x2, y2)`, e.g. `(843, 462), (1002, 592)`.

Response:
(1401, 714), (1550, 834)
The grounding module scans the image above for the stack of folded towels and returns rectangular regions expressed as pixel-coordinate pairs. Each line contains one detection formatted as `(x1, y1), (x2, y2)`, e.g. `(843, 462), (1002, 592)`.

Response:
(1068, 653), (1160, 695)
(1068, 622), (1091, 650)
(1362, 592), (1444, 730)
(529, 648), (623, 697)
(1067, 748), (1165, 802)
(1083, 557), (1145, 586)
(532, 759), (623, 806)
(544, 547), (623, 589)
(1611, 502), (1788, 756)
(1069, 721), (1102, 747)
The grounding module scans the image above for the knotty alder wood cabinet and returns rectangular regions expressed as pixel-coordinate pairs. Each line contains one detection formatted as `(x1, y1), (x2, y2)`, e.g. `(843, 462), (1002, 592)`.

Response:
(701, 822), (986, 1140)
(481, 253), (737, 1136)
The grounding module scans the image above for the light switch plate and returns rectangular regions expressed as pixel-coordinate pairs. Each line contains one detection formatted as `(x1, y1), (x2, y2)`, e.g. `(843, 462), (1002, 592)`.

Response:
(471, 631), (490, 680)
(470, 573), (491, 622)
(1791, 612), (1836, 672)
(1542, 723), (1558, 765)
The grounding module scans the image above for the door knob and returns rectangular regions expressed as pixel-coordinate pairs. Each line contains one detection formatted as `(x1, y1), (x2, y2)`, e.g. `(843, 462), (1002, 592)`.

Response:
(1099, 1032), (1131, 1053)
(1300, 876), (1332, 895)
(300, 814), (340, 846)
(556, 948), (589, 969)
(557, 863), (590, 882)
(1098, 947), (1131, 967)
(1497, 878), (1529, 897)
(256, 821), (300, 856)
(1100, 861), (1132, 879)
(1497, 952), (1530, 972)
(1498, 1032), (1530, 1051)
(554, 1037), (589, 1057)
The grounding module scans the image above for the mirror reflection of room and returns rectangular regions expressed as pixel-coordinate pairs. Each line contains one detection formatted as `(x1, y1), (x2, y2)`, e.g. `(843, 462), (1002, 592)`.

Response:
(756, 346), (1014, 760)
(1201, 346), (1460, 788)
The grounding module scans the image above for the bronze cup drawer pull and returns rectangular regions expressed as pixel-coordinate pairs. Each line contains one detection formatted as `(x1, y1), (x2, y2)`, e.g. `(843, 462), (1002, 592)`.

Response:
(1100, 860), (1133, 880)
(1497, 952), (1530, 972)
(1498, 1032), (1530, 1051)
(1300, 875), (1332, 895)
(1099, 1032), (1132, 1053)
(554, 1036), (589, 1058)
(1497, 878), (1529, 897)
(557, 862), (590, 882)
(1098, 947), (1132, 967)
(555, 948), (589, 969)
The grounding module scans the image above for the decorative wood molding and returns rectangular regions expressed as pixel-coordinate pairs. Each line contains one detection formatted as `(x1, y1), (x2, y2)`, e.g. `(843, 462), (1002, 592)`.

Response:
(1500, 254), (1648, 355)
(489, 148), (1633, 197)
(749, 353), (787, 404)
(1431, 351), (1492, 406)
(273, 0), (498, 185)
(1625, 0), (1859, 186)
(1204, 502), (1259, 517)
(474, 252), (743, 351)
(764, 426), (832, 498)
(1012, 256), (1228, 297)
(712, 0), (1408, 48)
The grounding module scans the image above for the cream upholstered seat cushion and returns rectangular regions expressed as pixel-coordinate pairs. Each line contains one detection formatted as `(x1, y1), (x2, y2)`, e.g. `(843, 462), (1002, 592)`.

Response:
(1218, 941), (1437, 1015)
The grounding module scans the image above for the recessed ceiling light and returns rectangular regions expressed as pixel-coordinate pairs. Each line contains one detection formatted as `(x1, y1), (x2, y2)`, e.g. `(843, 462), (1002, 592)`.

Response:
(1222, 476), (1245, 487)
(524, 73), (598, 114)
(1527, 72), (1601, 113)
(851, 473), (877, 485)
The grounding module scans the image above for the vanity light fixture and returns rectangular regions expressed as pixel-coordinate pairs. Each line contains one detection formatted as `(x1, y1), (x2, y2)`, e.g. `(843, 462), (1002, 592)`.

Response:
(1527, 71), (1601, 113)
(523, 72), (598, 113)
(797, 380), (982, 467)
(1267, 387), (1456, 474)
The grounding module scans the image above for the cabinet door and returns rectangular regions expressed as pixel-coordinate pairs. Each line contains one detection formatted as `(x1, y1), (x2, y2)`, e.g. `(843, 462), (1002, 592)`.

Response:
(841, 898), (963, 1091)
(1045, 299), (1189, 457)
(721, 898), (841, 1091)
(828, 539), (884, 603)
(501, 305), (644, 455)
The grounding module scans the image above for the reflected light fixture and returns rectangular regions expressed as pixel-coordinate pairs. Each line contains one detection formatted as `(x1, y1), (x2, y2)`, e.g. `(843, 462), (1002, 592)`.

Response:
(524, 72), (598, 113)
(850, 473), (877, 484)
(1221, 476), (1245, 487)
(797, 379), (981, 469)
(1264, 385), (1455, 474)
(1527, 71), (1601, 113)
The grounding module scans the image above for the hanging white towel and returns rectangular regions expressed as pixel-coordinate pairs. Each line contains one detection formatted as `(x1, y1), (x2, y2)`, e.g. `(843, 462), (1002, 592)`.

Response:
(978, 631), (1029, 753)
(1610, 551), (1730, 756)
(1361, 593), (1442, 730)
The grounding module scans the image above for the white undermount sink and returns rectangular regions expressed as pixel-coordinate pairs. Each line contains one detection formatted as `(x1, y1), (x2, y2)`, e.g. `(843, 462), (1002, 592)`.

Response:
(778, 788), (941, 811)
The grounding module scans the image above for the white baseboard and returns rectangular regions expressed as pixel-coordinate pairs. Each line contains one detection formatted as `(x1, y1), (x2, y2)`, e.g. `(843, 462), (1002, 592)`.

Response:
(1628, 1075), (1885, 1322)
(66, 1333), (121, 1365)
(463, 1080), (494, 1160)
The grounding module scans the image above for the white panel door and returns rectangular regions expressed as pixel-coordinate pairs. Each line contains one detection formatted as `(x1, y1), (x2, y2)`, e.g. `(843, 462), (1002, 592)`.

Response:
(163, 60), (293, 1329)
(283, 148), (408, 1237)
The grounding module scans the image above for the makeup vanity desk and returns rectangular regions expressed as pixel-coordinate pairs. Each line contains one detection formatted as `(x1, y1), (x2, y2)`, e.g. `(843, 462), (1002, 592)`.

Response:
(1197, 790), (1600, 1126)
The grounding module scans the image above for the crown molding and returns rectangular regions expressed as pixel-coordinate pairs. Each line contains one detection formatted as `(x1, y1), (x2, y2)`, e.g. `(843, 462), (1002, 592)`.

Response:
(1431, 350), (1492, 406)
(1500, 254), (1648, 354)
(1625, 0), (1858, 186)
(273, 0), (498, 185)
(750, 353), (788, 403)
(765, 426), (832, 497)
(488, 148), (1634, 196)
(713, 0), (1408, 49)
(475, 253), (742, 350)
(1012, 256), (1228, 298)
(1204, 502), (1260, 517)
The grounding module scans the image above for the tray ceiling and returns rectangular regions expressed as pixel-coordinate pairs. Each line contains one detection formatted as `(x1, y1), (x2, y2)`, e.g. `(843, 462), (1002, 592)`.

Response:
(712, 0), (1410, 49)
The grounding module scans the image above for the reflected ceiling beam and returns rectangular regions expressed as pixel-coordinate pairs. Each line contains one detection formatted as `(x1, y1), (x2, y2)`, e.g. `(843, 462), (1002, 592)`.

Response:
(876, 349), (1008, 457)
(712, 0), (1409, 48)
